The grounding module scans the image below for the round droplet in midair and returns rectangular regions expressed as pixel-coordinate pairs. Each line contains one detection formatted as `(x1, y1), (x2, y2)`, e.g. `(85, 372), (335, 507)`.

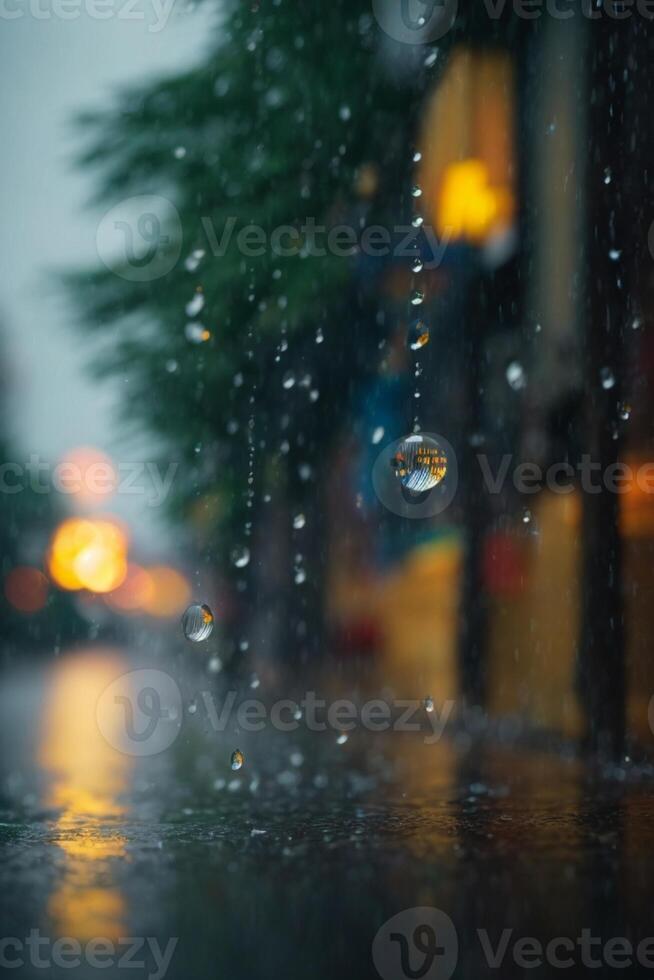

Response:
(185, 292), (205, 317)
(390, 434), (447, 494)
(413, 150), (422, 163)
(424, 696), (434, 713)
(336, 733), (348, 745)
(408, 319), (430, 351)
(185, 322), (210, 344)
(506, 360), (527, 391)
(618, 401), (631, 421)
(293, 513), (306, 529)
(522, 508), (532, 525)
(231, 749), (244, 771)
(282, 371), (296, 390)
(410, 289), (424, 307)
(411, 185), (422, 198)
(182, 603), (214, 642)
(412, 214), (424, 228)
(232, 546), (251, 569)
(411, 256), (424, 274)
(600, 366), (616, 390)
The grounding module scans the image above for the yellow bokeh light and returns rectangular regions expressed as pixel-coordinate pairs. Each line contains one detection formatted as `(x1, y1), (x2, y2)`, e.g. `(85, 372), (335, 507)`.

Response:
(140, 565), (191, 618)
(436, 159), (513, 243)
(48, 518), (128, 594)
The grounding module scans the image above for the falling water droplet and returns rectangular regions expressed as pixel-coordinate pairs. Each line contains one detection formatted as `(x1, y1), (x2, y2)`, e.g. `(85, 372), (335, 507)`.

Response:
(173, 145), (186, 159)
(282, 371), (296, 390)
(603, 167), (612, 185)
(506, 361), (527, 391)
(182, 603), (214, 642)
(315, 327), (324, 344)
(424, 696), (434, 713)
(424, 50), (438, 68)
(185, 249), (205, 272)
(413, 150), (422, 163)
(412, 215), (424, 228)
(294, 567), (307, 585)
(408, 319), (430, 351)
(411, 257), (424, 274)
(410, 289), (424, 306)
(208, 656), (222, 674)
(411, 185), (422, 198)
(522, 508), (532, 525)
(600, 367), (616, 390)
(618, 401), (631, 420)
(339, 104), (351, 121)
(232, 546), (251, 568)
(293, 513), (306, 529)
(391, 434), (447, 493)
(185, 322), (211, 344)
(336, 733), (349, 745)
(372, 426), (385, 445)
(609, 248), (622, 261)
(231, 749), (245, 771)
(185, 292), (205, 317)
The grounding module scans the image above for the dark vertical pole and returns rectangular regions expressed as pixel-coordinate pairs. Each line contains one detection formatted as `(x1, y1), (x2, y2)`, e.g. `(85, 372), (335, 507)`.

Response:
(579, 18), (630, 759)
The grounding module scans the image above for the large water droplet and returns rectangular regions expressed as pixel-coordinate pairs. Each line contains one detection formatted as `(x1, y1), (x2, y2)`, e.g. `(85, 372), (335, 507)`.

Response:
(408, 319), (430, 351)
(186, 292), (205, 317)
(391, 434), (448, 494)
(185, 322), (210, 344)
(231, 749), (244, 771)
(506, 360), (527, 391)
(182, 603), (214, 642)
(232, 546), (251, 568)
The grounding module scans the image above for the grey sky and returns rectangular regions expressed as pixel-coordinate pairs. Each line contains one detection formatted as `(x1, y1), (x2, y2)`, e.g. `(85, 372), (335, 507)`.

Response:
(0, 3), (214, 545)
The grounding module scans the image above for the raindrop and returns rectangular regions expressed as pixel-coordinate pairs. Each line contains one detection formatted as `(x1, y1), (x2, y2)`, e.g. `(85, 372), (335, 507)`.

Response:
(282, 371), (296, 390)
(410, 289), (424, 306)
(208, 656), (222, 674)
(182, 603), (214, 642)
(618, 401), (631, 421)
(173, 146), (186, 159)
(609, 248), (621, 261)
(411, 257), (424, 274)
(408, 319), (430, 351)
(391, 434), (447, 494)
(522, 508), (532, 525)
(506, 360), (527, 391)
(412, 215), (424, 228)
(372, 426), (385, 445)
(413, 150), (422, 163)
(600, 366), (616, 390)
(185, 322), (210, 344)
(185, 249), (205, 272)
(290, 751), (304, 767)
(424, 696), (434, 713)
(165, 359), (178, 373)
(336, 733), (349, 745)
(424, 50), (438, 68)
(293, 513), (306, 529)
(339, 104), (351, 121)
(230, 750), (245, 771)
(315, 327), (324, 344)
(294, 567), (307, 585)
(250, 673), (260, 690)
(603, 167), (612, 185)
(232, 546), (251, 568)
(411, 185), (422, 198)
(185, 292), (205, 317)
(188, 701), (197, 715)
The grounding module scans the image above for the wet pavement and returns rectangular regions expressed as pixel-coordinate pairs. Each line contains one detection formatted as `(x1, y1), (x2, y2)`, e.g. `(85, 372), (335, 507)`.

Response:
(1, 647), (654, 980)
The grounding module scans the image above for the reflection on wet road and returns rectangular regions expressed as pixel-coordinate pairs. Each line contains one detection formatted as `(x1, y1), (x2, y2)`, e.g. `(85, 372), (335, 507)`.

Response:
(1, 647), (654, 979)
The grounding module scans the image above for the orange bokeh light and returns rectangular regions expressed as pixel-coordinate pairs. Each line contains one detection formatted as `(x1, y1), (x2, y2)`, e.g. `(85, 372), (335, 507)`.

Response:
(48, 518), (128, 594)
(140, 565), (191, 618)
(57, 447), (117, 508)
(4, 566), (49, 613)
(105, 564), (155, 613)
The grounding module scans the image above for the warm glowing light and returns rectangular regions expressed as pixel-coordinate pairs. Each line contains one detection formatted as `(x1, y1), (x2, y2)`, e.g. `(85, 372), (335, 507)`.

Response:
(57, 447), (117, 508)
(436, 159), (513, 243)
(48, 518), (128, 594)
(140, 565), (191, 618)
(105, 564), (155, 612)
(4, 566), (49, 613)
(39, 650), (132, 939)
